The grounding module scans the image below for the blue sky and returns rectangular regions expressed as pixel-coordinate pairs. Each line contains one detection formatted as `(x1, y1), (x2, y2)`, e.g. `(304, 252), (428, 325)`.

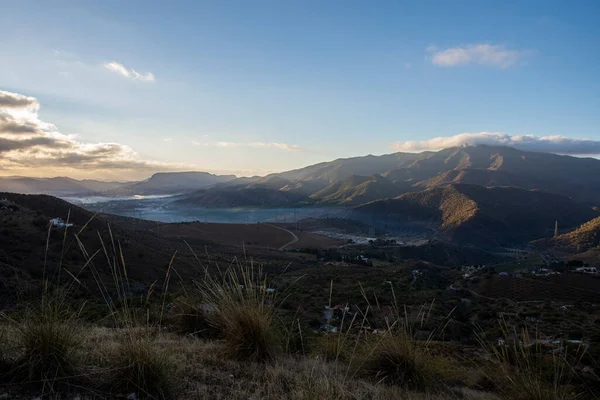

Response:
(1, 0), (599, 179)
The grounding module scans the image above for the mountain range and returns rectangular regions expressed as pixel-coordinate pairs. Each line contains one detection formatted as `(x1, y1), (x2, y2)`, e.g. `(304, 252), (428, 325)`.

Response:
(0, 171), (236, 197)
(3, 145), (600, 247)
(174, 145), (600, 208)
(4, 145), (600, 204)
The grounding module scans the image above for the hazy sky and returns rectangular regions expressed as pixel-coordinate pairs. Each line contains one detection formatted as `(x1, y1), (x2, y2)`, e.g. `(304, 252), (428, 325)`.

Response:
(1, 0), (600, 180)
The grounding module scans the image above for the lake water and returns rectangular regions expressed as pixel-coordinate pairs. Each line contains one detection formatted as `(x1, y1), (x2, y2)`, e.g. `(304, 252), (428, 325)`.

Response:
(64, 195), (347, 224)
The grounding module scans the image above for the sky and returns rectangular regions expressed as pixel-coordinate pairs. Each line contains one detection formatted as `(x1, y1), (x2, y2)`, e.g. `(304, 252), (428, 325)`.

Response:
(1, 0), (600, 180)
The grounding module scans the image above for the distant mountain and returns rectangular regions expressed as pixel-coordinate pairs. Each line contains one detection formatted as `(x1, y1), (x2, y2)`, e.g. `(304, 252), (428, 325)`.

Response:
(7, 145), (600, 207)
(354, 183), (599, 247)
(310, 174), (408, 205)
(110, 171), (236, 195)
(175, 174), (329, 207)
(272, 152), (429, 182)
(0, 176), (126, 196)
(271, 145), (600, 204)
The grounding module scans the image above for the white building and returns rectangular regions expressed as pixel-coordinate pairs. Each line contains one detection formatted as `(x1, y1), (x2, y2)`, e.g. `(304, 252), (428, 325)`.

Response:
(49, 218), (73, 228)
(576, 266), (598, 274)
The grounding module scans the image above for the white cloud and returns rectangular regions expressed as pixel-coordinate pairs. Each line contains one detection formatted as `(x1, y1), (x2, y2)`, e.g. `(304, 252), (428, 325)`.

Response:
(0, 89), (182, 175)
(104, 61), (155, 82)
(427, 44), (528, 68)
(195, 141), (303, 152)
(0, 90), (39, 110)
(391, 132), (600, 155)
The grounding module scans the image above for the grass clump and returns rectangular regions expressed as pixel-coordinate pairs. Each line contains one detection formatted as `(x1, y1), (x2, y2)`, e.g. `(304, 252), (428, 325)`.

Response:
(312, 333), (352, 362)
(358, 333), (450, 390)
(110, 334), (176, 400)
(169, 297), (219, 338)
(478, 322), (584, 400)
(3, 295), (84, 388)
(196, 261), (281, 362)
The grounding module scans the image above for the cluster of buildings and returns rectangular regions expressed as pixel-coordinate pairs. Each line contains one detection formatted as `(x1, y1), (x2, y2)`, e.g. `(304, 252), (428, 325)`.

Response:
(461, 265), (487, 278)
(575, 266), (599, 274)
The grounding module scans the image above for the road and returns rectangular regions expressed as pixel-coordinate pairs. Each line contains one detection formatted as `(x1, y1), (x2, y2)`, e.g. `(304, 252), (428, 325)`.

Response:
(267, 224), (299, 250)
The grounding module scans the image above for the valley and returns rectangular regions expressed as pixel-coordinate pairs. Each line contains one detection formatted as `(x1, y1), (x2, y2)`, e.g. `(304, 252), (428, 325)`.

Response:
(2, 145), (600, 399)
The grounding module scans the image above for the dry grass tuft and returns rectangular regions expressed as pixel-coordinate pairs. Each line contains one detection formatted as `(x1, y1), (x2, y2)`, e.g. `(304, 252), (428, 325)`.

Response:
(477, 322), (584, 400)
(169, 297), (219, 339)
(110, 334), (176, 400)
(357, 333), (450, 390)
(3, 295), (84, 388)
(195, 261), (281, 362)
(311, 333), (352, 362)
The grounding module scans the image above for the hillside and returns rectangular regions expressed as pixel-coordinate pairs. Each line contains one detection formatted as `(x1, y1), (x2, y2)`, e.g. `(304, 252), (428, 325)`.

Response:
(272, 152), (429, 182)
(413, 168), (540, 190)
(310, 174), (407, 205)
(354, 184), (599, 247)
(535, 216), (600, 253)
(0, 193), (316, 305)
(0, 193), (189, 297)
(173, 187), (305, 207)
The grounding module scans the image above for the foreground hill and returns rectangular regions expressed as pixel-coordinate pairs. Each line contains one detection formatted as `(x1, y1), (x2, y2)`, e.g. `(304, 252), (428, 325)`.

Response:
(0, 193), (189, 299)
(354, 184), (599, 247)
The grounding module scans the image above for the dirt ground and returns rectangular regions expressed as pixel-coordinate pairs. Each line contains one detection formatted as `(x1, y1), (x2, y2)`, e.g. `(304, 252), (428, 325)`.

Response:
(287, 230), (346, 250)
(155, 222), (344, 250)
(156, 222), (292, 249)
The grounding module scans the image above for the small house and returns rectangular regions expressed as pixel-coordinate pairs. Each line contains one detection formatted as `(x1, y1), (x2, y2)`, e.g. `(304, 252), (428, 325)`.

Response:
(49, 217), (73, 228)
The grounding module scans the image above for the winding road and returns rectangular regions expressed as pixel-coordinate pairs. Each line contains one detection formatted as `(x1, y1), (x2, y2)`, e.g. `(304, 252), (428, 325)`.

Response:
(267, 224), (299, 250)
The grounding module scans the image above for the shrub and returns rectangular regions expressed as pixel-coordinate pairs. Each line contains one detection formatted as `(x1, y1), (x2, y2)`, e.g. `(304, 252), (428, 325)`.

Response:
(110, 335), (176, 400)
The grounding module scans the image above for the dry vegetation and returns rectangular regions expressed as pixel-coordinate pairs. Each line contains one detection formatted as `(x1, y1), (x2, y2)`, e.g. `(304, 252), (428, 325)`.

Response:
(0, 224), (598, 399)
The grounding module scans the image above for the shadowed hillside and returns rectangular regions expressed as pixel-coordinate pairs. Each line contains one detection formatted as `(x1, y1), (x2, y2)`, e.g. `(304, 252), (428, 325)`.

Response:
(174, 186), (305, 207)
(535, 216), (600, 253)
(354, 184), (599, 247)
